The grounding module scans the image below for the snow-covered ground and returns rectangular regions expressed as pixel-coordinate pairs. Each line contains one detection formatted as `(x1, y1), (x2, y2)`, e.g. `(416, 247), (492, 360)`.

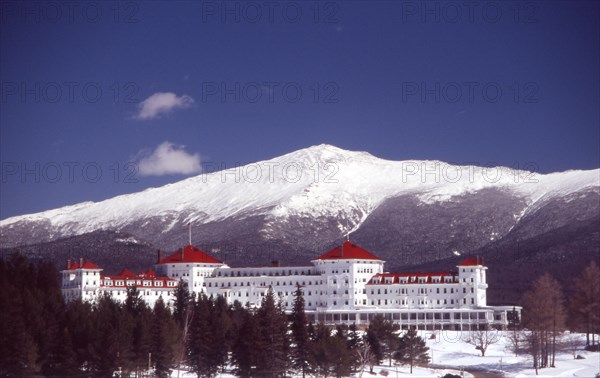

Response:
(170, 331), (599, 377)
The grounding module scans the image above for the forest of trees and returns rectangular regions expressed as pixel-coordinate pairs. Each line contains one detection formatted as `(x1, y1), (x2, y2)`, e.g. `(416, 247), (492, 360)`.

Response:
(1, 254), (598, 377)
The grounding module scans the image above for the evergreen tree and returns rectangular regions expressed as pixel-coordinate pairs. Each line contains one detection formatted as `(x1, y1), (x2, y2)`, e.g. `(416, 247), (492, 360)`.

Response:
(152, 296), (179, 378)
(173, 278), (191, 326)
(133, 311), (154, 375)
(64, 299), (94, 370)
(0, 255), (40, 375)
(232, 306), (260, 377)
(49, 326), (79, 376)
(309, 323), (333, 377)
(187, 293), (218, 377)
(256, 287), (289, 377)
(212, 295), (233, 373)
(291, 285), (310, 377)
(366, 314), (400, 366)
(89, 294), (126, 377)
(330, 326), (353, 378)
(347, 323), (363, 373)
(394, 329), (430, 374)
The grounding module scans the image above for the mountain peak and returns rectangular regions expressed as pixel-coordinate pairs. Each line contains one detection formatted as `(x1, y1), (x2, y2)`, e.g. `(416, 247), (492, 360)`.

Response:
(281, 144), (376, 166)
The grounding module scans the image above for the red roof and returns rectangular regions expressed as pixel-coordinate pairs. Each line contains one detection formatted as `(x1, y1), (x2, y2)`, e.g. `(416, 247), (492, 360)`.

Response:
(67, 260), (101, 270)
(115, 268), (137, 279)
(368, 272), (457, 285)
(140, 268), (157, 278)
(158, 244), (223, 264)
(458, 257), (484, 266)
(102, 269), (175, 287)
(315, 241), (382, 261)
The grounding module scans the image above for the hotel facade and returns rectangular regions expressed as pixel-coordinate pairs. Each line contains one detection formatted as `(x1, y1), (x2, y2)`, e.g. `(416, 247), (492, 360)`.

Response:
(61, 241), (519, 330)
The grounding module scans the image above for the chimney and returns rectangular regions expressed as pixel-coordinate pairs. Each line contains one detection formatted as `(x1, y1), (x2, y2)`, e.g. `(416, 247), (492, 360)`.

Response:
(156, 249), (162, 264)
(79, 257), (83, 268)
(339, 245), (343, 257)
(271, 260), (280, 267)
(67, 259), (71, 269)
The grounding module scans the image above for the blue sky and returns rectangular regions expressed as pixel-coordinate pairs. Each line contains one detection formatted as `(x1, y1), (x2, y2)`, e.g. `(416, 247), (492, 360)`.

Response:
(1, 1), (599, 219)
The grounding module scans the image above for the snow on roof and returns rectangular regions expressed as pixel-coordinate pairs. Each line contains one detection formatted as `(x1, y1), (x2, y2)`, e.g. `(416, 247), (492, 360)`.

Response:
(158, 244), (223, 265)
(315, 241), (382, 261)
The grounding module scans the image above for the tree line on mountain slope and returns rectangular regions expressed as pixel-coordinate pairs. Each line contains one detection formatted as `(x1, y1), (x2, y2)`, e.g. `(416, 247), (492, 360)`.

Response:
(0, 254), (598, 377)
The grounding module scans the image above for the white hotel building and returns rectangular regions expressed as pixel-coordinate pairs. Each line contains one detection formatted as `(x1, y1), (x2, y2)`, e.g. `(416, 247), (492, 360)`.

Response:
(61, 241), (519, 329)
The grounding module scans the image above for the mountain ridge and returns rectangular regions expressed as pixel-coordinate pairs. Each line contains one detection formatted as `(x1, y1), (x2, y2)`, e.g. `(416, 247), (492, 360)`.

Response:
(2, 144), (598, 250)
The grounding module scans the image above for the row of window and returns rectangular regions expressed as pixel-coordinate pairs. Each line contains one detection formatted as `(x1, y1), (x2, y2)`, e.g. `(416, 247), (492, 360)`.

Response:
(367, 297), (475, 306)
(206, 280), (324, 288)
(102, 280), (176, 287)
(368, 286), (475, 295)
(217, 269), (315, 277)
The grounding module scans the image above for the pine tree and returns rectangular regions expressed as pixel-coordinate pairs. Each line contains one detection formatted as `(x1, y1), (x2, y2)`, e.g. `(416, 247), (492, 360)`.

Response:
(64, 299), (94, 370)
(187, 293), (217, 377)
(232, 306), (260, 377)
(291, 285), (310, 377)
(366, 314), (400, 366)
(394, 329), (430, 374)
(330, 325), (353, 378)
(173, 278), (191, 326)
(309, 323), (333, 376)
(152, 296), (178, 378)
(49, 326), (79, 375)
(256, 287), (289, 377)
(89, 294), (123, 377)
(211, 295), (233, 373)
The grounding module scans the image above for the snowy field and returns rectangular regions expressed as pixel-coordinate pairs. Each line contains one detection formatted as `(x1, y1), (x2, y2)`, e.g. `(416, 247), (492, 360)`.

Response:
(170, 331), (600, 377)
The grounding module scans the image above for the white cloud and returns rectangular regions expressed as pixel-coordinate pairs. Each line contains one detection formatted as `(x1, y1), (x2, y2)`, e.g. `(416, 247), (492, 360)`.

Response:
(137, 141), (202, 176)
(135, 92), (194, 120)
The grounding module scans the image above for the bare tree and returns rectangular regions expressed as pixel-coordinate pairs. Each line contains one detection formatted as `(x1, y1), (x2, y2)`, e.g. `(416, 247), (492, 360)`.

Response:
(561, 333), (581, 359)
(522, 273), (566, 371)
(465, 328), (501, 357)
(354, 341), (376, 378)
(505, 329), (525, 357)
(570, 260), (600, 347)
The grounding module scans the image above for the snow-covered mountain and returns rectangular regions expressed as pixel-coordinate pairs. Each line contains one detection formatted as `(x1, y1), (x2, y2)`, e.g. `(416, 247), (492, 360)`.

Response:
(2, 144), (598, 248)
